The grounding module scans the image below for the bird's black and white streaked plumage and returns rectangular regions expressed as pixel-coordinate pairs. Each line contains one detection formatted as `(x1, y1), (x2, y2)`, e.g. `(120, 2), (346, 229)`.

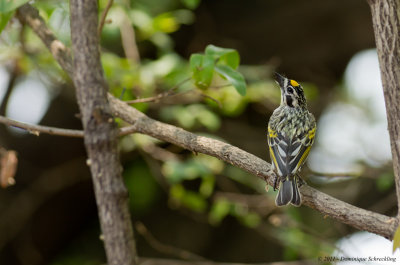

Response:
(268, 72), (316, 206)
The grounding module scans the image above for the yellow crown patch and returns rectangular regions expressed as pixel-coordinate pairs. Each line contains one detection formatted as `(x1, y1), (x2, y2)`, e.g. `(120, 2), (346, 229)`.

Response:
(290, 79), (299, 87)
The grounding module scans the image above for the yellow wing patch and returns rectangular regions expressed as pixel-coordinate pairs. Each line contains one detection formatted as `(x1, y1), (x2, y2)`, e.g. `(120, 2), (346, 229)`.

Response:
(269, 146), (278, 169)
(308, 127), (316, 140)
(296, 145), (312, 170)
(290, 79), (299, 87)
(268, 126), (277, 138)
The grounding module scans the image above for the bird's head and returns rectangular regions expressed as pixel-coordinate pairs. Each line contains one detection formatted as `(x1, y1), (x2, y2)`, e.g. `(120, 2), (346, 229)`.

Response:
(274, 72), (307, 108)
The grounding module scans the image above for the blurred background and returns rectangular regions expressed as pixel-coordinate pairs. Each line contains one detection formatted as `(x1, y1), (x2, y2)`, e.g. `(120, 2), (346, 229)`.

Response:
(0, 0), (399, 264)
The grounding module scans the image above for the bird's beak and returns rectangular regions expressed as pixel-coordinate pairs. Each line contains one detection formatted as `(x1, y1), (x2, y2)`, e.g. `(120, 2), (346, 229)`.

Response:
(274, 72), (286, 88)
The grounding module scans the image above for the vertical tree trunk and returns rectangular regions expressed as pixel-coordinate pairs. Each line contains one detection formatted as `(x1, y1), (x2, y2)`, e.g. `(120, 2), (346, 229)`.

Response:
(368, 0), (400, 216)
(69, 1), (138, 264)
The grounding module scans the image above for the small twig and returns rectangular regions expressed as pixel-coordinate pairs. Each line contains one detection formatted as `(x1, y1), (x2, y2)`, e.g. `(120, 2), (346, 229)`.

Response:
(98, 0), (114, 37)
(120, 87), (127, 99)
(196, 92), (222, 108)
(120, 12), (140, 63)
(0, 115), (84, 137)
(0, 61), (19, 116)
(0, 115), (138, 138)
(0, 148), (18, 188)
(125, 78), (191, 104)
(17, 5), (74, 77)
(135, 221), (206, 261)
(127, 82), (225, 107)
(125, 90), (191, 104)
(125, 95), (169, 104)
(209, 83), (231, 89)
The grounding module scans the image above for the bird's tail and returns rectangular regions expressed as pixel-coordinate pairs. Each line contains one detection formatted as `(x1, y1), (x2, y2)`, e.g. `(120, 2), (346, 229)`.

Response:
(275, 177), (301, 207)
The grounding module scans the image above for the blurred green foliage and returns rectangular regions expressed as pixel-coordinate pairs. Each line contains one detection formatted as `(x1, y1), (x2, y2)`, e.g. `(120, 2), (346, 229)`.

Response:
(0, 0), (29, 14)
(124, 160), (161, 215)
(0, 12), (15, 33)
(160, 104), (220, 130)
(376, 172), (394, 192)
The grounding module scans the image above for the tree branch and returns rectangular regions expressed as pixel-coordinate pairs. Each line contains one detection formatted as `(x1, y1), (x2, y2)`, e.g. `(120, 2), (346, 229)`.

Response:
(0, 115), (84, 137)
(120, 12), (141, 63)
(108, 95), (397, 239)
(124, 78), (191, 104)
(367, 0), (400, 218)
(17, 3), (398, 240)
(98, 0), (114, 37)
(0, 61), (19, 116)
(0, 115), (137, 138)
(16, 5), (74, 77)
(69, 1), (137, 265)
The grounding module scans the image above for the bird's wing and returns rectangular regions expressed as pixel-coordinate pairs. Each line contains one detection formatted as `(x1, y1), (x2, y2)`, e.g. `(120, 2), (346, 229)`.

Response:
(268, 126), (316, 178)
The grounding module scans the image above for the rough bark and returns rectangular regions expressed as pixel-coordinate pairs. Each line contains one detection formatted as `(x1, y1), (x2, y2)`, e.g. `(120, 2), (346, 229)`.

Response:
(367, 0), (400, 217)
(69, 1), (137, 265)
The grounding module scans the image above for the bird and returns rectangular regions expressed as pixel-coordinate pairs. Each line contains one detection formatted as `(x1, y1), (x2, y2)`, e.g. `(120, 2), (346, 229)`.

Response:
(267, 72), (316, 206)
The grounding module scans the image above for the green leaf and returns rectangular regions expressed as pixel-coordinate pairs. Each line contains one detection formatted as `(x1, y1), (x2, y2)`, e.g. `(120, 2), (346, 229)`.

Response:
(0, 11), (14, 33)
(205, 44), (240, 69)
(190, 53), (215, 89)
(190, 53), (203, 70)
(393, 225), (400, 253)
(215, 65), (246, 96)
(0, 0), (29, 13)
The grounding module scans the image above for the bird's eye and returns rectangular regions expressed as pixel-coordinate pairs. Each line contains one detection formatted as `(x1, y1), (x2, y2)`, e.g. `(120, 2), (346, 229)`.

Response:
(287, 87), (294, 94)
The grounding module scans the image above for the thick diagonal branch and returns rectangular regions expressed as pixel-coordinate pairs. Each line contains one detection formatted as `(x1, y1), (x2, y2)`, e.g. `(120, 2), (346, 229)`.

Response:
(17, 3), (398, 240)
(69, 1), (137, 265)
(108, 95), (397, 239)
